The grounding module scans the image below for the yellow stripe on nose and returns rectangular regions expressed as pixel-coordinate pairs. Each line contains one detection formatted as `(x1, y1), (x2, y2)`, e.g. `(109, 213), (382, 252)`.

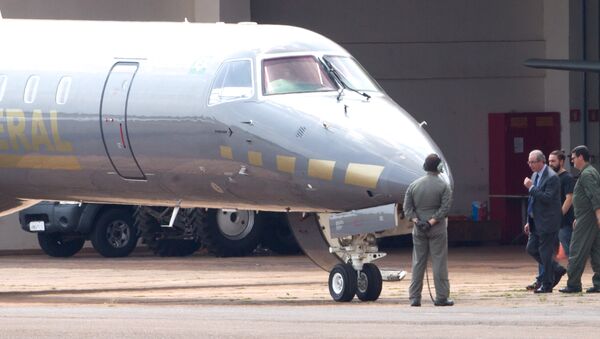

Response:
(248, 151), (263, 166)
(0, 154), (81, 170)
(220, 146), (233, 160)
(344, 163), (384, 189)
(276, 155), (296, 174)
(308, 159), (335, 181)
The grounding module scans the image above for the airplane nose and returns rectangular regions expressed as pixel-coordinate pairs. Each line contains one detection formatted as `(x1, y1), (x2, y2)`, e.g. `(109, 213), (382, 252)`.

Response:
(346, 98), (452, 200)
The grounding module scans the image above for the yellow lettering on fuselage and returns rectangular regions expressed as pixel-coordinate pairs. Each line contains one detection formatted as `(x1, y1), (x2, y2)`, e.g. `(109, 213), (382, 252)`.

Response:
(50, 110), (72, 152)
(0, 108), (80, 170)
(0, 109), (73, 153)
(31, 109), (55, 151)
(6, 109), (31, 152)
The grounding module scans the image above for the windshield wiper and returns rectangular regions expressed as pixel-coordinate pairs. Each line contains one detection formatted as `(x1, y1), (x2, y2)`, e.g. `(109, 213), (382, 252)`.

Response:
(322, 58), (371, 102)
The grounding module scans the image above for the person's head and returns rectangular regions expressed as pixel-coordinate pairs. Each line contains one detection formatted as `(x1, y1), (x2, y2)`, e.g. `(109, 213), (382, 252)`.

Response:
(548, 150), (566, 172)
(571, 145), (590, 170)
(527, 150), (546, 172)
(423, 153), (442, 173)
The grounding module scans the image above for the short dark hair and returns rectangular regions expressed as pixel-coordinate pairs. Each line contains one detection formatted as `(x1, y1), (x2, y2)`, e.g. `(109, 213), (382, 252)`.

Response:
(550, 150), (566, 162)
(571, 145), (590, 161)
(423, 153), (442, 172)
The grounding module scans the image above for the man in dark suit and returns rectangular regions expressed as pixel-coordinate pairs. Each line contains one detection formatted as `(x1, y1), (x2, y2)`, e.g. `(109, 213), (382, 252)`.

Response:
(523, 149), (565, 293)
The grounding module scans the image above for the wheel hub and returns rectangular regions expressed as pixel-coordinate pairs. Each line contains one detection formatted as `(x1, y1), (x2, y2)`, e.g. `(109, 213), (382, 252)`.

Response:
(332, 272), (345, 294)
(216, 209), (255, 240)
(106, 220), (130, 248)
(357, 272), (368, 293)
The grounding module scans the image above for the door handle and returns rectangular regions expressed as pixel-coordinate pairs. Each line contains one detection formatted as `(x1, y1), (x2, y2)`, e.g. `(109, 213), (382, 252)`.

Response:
(241, 120), (254, 126)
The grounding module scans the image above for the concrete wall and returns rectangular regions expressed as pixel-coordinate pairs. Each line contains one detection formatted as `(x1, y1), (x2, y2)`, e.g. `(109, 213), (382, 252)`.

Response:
(251, 0), (547, 216)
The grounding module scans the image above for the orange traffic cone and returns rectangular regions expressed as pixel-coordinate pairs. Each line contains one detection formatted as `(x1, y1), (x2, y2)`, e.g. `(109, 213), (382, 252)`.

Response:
(556, 243), (567, 260)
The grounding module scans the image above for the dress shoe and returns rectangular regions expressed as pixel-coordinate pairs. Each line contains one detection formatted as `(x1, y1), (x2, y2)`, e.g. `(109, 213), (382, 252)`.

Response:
(559, 286), (582, 293)
(434, 299), (454, 306)
(586, 286), (600, 293)
(410, 299), (421, 307)
(553, 266), (567, 287)
(534, 286), (552, 293)
(526, 280), (541, 291)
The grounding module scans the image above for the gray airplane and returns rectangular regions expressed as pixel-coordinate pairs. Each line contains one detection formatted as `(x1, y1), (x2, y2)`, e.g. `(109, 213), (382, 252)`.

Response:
(0, 18), (450, 302)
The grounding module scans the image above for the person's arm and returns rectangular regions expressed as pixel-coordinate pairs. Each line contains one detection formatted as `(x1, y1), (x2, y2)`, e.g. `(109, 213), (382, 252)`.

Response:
(403, 183), (417, 223)
(582, 172), (600, 226)
(430, 184), (453, 225)
(562, 193), (573, 215)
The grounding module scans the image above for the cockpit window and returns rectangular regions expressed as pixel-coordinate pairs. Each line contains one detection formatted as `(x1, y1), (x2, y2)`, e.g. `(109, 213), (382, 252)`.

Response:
(262, 56), (337, 95)
(209, 59), (253, 105)
(323, 56), (381, 92)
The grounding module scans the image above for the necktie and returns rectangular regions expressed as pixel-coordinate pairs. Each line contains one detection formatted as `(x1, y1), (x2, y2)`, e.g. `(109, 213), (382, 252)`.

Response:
(527, 173), (539, 217)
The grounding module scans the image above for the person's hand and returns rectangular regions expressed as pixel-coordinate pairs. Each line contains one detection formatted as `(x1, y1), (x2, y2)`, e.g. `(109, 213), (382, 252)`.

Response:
(523, 223), (530, 235)
(573, 219), (577, 229)
(409, 218), (418, 228)
(428, 218), (437, 226)
(523, 177), (533, 189)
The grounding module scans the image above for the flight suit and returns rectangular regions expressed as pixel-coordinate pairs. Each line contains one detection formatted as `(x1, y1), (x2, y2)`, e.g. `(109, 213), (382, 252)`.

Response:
(566, 164), (600, 290)
(403, 173), (453, 303)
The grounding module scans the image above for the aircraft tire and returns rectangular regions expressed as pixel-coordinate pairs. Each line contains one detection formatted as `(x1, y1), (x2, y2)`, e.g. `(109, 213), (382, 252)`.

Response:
(135, 207), (201, 257)
(37, 232), (85, 257)
(356, 263), (382, 301)
(328, 263), (357, 302)
(198, 209), (265, 257)
(260, 213), (301, 255)
(90, 208), (138, 258)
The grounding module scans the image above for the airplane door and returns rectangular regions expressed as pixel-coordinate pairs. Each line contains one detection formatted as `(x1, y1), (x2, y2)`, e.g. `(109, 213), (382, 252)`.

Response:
(100, 62), (146, 180)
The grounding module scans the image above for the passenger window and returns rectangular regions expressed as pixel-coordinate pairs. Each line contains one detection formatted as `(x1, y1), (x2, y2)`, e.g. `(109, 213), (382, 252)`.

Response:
(24, 75), (40, 104)
(0, 75), (7, 102)
(209, 59), (253, 105)
(56, 76), (72, 105)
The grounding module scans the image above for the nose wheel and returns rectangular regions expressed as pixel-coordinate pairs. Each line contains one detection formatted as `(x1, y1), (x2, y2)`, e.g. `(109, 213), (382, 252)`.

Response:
(328, 262), (383, 302)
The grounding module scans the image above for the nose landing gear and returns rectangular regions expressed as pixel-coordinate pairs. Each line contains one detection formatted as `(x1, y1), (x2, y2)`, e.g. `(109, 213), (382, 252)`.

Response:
(288, 213), (393, 302)
(328, 234), (385, 302)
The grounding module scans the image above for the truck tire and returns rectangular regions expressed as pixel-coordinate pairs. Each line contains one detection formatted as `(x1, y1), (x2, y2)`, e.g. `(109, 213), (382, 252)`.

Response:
(135, 207), (201, 257)
(90, 208), (138, 258)
(37, 233), (85, 257)
(261, 213), (301, 255)
(198, 209), (265, 257)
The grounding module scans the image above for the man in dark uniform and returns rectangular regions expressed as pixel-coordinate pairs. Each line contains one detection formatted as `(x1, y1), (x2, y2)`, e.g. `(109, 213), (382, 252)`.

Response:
(548, 150), (574, 256)
(523, 150), (564, 293)
(404, 154), (453, 306)
(560, 145), (600, 293)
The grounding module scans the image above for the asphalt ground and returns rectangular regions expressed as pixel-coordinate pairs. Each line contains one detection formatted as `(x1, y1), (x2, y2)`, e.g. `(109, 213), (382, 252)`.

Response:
(0, 246), (599, 338)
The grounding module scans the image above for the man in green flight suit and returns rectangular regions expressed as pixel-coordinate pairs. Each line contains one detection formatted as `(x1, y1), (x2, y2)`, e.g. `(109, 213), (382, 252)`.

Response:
(559, 145), (600, 293)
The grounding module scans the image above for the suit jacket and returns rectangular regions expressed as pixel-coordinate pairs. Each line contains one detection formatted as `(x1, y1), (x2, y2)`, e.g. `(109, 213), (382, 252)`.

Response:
(528, 165), (562, 234)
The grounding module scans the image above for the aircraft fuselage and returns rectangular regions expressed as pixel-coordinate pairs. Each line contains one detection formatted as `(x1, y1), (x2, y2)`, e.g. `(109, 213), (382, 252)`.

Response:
(0, 19), (449, 214)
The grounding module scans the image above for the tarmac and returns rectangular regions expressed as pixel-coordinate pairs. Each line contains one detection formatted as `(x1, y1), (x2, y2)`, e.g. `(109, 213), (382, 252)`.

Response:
(0, 245), (599, 338)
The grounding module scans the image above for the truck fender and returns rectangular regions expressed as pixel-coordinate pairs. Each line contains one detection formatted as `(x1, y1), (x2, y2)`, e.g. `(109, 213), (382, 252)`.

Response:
(76, 204), (104, 234)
